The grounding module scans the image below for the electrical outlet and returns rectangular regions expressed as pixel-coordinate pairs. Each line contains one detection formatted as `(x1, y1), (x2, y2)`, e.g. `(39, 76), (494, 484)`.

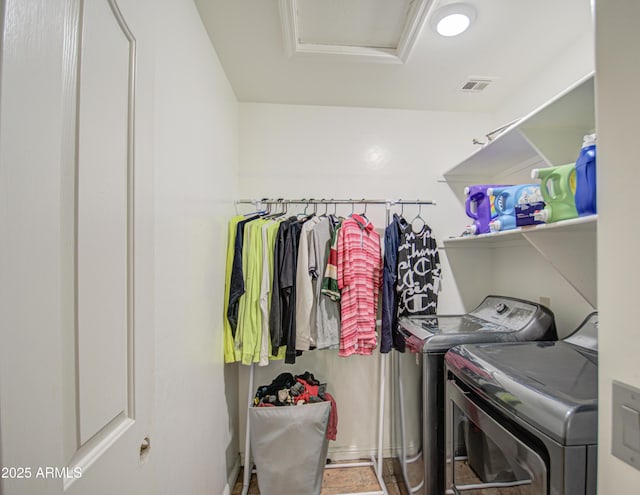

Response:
(539, 296), (551, 308)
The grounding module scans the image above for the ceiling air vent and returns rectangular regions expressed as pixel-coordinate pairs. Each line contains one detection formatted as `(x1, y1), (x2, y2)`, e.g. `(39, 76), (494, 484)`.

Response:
(461, 78), (493, 92)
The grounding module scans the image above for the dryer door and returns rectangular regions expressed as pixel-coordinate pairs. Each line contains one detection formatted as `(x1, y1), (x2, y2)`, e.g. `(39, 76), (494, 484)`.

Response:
(446, 376), (548, 495)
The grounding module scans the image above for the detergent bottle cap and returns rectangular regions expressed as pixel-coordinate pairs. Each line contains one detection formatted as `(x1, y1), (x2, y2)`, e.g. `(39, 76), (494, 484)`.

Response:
(489, 219), (501, 232)
(531, 169), (540, 179)
(463, 224), (477, 235)
(582, 133), (597, 147)
(534, 208), (549, 223)
(487, 187), (494, 196)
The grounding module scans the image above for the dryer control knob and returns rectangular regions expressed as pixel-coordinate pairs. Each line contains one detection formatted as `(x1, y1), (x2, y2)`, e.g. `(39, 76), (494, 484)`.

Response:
(496, 303), (508, 314)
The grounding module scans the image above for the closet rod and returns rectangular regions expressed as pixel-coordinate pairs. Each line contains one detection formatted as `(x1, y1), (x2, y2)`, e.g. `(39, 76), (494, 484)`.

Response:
(235, 198), (436, 206)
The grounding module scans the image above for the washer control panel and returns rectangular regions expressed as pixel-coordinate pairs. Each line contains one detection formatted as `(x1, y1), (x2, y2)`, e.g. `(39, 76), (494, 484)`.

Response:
(470, 296), (537, 331)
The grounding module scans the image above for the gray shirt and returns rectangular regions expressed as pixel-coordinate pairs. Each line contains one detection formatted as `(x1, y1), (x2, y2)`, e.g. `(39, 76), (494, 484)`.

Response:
(295, 216), (321, 350)
(309, 216), (341, 349)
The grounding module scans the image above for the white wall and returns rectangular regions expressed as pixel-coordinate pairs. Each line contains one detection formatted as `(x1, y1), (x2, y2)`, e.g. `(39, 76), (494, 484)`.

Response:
(151, 1), (239, 494)
(236, 102), (493, 459)
(494, 29), (595, 130)
(238, 103), (491, 248)
(595, 0), (640, 491)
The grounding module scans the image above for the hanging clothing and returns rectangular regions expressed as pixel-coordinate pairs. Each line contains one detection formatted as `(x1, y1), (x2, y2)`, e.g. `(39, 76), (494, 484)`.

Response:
(396, 223), (441, 317)
(381, 213), (409, 353)
(295, 216), (321, 351)
(337, 214), (382, 357)
(236, 218), (271, 365)
(225, 204), (435, 365)
(324, 392), (339, 441)
(260, 220), (285, 363)
(269, 217), (304, 363)
(224, 215), (245, 363)
(310, 216), (341, 349)
(227, 215), (260, 336)
(269, 218), (293, 355)
(321, 223), (341, 301)
(283, 219), (303, 363)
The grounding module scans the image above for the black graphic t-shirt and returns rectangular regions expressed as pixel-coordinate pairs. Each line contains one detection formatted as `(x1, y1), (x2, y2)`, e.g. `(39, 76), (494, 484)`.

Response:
(396, 224), (441, 316)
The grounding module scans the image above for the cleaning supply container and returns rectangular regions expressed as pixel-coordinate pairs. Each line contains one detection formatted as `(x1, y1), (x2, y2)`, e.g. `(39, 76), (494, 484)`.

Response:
(531, 163), (578, 223)
(488, 184), (545, 232)
(574, 133), (597, 216)
(464, 184), (508, 234)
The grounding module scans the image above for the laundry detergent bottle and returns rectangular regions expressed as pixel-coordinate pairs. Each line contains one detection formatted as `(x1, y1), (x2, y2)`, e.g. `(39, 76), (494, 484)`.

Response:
(531, 163), (578, 223)
(464, 184), (508, 234)
(574, 133), (597, 216)
(488, 184), (544, 232)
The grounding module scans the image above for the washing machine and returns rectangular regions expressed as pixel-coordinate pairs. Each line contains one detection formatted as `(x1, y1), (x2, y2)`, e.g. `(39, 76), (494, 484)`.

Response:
(397, 295), (557, 495)
(445, 312), (598, 495)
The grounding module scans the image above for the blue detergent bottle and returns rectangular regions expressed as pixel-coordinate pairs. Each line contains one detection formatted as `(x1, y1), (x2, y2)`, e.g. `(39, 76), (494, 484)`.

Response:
(488, 184), (545, 232)
(574, 133), (597, 216)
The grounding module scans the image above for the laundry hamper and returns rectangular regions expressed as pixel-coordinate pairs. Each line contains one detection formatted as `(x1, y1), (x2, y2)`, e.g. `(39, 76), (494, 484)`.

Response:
(249, 401), (331, 495)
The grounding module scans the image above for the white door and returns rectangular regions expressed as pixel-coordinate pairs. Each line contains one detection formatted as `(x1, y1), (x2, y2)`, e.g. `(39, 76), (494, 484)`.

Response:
(0, 1), (154, 494)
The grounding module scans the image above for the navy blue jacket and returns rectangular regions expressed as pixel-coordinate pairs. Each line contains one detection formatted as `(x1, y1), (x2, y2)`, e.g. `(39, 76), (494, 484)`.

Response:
(380, 214), (408, 352)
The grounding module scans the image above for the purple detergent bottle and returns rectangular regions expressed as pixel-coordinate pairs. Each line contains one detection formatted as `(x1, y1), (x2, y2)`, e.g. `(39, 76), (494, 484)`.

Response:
(574, 133), (597, 216)
(464, 184), (510, 234)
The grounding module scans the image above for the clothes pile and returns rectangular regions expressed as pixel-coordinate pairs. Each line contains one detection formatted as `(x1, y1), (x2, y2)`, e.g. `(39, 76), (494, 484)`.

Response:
(253, 371), (338, 441)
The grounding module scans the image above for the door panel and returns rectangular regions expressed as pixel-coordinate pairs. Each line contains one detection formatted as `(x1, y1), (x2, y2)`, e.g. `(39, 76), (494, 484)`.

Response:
(0, 1), (153, 494)
(76, 0), (134, 446)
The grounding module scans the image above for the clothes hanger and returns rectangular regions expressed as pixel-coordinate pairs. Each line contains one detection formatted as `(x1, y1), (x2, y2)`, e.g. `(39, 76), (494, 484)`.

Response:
(271, 199), (288, 220)
(300, 199), (309, 218)
(243, 200), (264, 217)
(360, 200), (368, 219)
(263, 199), (282, 219)
(395, 202), (409, 228)
(320, 199), (328, 217)
(298, 199), (315, 221)
(411, 203), (426, 233)
(328, 200), (342, 223)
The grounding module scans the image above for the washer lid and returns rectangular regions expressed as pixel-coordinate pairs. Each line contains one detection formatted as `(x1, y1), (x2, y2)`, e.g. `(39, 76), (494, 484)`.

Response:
(446, 340), (598, 446)
(398, 295), (556, 353)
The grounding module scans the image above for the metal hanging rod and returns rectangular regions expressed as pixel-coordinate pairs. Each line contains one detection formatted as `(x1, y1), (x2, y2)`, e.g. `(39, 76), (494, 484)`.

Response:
(234, 198), (436, 206)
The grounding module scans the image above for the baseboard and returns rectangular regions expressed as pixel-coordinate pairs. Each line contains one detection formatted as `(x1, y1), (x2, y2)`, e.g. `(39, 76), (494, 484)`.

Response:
(326, 446), (397, 463)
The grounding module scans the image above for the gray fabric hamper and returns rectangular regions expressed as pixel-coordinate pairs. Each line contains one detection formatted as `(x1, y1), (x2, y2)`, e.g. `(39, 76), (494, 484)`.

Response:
(249, 401), (331, 495)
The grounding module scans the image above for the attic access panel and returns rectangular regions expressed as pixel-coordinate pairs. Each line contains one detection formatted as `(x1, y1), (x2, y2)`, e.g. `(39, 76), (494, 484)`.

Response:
(279, 0), (434, 63)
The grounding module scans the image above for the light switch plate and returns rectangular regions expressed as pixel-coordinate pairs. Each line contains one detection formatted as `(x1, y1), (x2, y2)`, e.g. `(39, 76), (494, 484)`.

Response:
(612, 380), (640, 470)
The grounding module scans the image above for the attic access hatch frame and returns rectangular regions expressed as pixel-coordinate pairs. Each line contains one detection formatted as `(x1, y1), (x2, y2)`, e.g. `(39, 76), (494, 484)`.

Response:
(278, 0), (435, 64)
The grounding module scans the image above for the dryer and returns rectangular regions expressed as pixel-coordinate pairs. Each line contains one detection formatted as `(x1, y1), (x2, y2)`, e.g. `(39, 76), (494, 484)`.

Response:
(445, 312), (598, 495)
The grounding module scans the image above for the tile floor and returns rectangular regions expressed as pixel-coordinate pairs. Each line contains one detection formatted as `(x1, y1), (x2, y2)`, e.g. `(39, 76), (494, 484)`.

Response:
(232, 456), (533, 494)
(231, 458), (402, 495)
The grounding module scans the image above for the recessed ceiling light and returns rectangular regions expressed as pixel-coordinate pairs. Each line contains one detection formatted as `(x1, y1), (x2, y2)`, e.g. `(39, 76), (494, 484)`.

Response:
(431, 3), (476, 37)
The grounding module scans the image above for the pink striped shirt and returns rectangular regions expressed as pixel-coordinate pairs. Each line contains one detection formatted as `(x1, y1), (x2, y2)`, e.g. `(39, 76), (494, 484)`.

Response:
(337, 214), (382, 356)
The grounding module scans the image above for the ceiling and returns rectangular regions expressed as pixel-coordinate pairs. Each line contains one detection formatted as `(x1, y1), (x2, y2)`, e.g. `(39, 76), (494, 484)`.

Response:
(194, 0), (593, 113)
